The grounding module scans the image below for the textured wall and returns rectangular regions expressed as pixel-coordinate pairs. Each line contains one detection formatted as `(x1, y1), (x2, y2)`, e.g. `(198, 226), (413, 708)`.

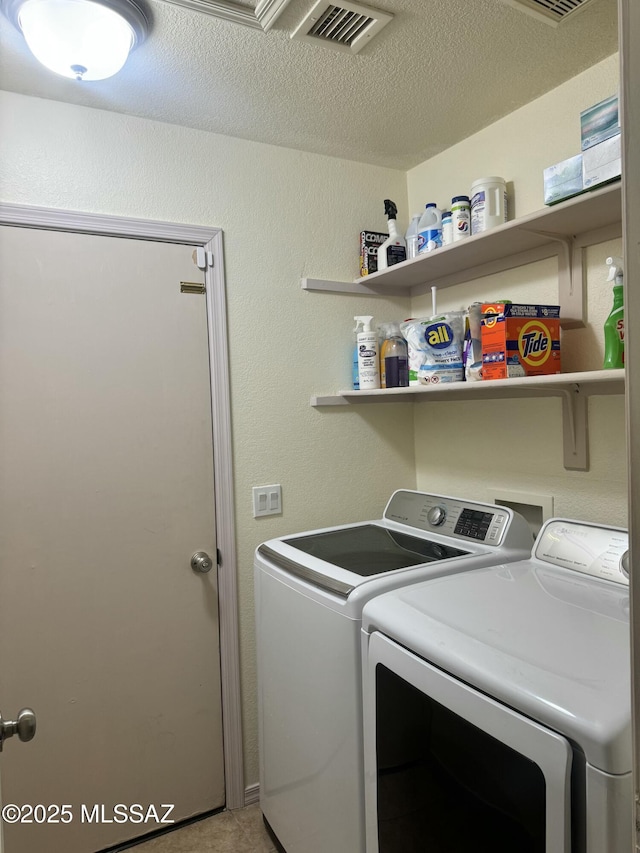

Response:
(407, 54), (620, 218)
(0, 90), (415, 785)
(406, 54), (626, 526)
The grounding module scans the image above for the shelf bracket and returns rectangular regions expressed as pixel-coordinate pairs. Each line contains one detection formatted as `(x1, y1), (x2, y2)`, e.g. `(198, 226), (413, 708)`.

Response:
(560, 384), (589, 471)
(519, 229), (585, 329)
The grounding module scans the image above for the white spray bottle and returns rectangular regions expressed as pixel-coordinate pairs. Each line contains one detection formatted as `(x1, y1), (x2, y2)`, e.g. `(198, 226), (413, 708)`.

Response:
(355, 315), (380, 390)
(352, 317), (365, 389)
(377, 200), (407, 271)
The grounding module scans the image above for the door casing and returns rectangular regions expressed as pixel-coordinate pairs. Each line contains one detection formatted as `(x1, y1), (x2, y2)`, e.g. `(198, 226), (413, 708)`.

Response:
(0, 202), (244, 810)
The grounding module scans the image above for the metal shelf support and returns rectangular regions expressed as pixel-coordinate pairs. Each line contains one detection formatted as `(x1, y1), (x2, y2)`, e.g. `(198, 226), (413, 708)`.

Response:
(561, 385), (589, 471)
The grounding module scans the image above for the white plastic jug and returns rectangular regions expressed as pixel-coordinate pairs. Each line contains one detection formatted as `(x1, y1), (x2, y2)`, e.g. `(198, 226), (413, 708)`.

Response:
(417, 204), (443, 254)
(405, 213), (421, 259)
(470, 177), (507, 234)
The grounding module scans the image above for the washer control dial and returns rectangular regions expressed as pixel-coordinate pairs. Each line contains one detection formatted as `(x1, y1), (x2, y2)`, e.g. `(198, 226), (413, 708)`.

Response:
(428, 505), (446, 527)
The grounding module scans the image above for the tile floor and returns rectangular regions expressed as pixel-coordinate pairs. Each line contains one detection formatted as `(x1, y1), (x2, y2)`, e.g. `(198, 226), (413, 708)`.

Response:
(130, 805), (277, 853)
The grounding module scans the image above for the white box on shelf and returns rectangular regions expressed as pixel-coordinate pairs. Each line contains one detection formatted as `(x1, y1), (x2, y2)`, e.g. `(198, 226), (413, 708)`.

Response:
(582, 133), (621, 189)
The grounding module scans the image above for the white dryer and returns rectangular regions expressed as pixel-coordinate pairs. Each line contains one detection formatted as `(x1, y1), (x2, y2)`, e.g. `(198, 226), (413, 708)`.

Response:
(254, 489), (532, 853)
(361, 518), (630, 853)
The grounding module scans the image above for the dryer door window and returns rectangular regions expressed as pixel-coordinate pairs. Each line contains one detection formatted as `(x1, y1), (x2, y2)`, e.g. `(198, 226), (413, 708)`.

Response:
(376, 664), (546, 852)
(363, 632), (572, 853)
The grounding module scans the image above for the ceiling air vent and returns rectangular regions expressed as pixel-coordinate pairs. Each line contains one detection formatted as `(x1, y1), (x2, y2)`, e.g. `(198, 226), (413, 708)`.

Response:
(499, 0), (597, 26)
(291, 0), (393, 53)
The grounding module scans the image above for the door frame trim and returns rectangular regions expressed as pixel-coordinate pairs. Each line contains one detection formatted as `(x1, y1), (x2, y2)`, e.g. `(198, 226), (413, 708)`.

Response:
(0, 203), (245, 810)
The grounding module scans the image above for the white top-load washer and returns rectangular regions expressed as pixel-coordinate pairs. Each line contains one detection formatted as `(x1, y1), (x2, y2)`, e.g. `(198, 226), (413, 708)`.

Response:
(361, 518), (630, 853)
(254, 489), (533, 853)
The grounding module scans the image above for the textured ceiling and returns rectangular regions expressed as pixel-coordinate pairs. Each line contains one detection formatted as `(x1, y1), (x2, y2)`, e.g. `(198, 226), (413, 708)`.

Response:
(0, 0), (619, 169)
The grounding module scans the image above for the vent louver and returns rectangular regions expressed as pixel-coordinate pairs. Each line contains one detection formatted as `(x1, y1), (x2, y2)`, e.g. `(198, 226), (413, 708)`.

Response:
(291, 0), (392, 53)
(500, 0), (597, 25)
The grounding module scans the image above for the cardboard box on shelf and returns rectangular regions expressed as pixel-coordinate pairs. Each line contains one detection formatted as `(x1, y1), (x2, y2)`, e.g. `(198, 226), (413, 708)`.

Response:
(359, 231), (387, 277)
(580, 95), (619, 151)
(481, 303), (561, 381)
(543, 153), (584, 205)
(582, 133), (621, 190)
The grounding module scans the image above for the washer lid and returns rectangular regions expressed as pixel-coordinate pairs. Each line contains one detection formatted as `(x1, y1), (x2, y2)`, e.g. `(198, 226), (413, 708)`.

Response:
(363, 558), (630, 774)
(258, 523), (470, 599)
(283, 524), (468, 575)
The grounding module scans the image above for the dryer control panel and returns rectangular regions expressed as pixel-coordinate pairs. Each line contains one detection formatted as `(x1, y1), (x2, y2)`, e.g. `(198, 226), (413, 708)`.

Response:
(384, 490), (512, 545)
(535, 519), (629, 585)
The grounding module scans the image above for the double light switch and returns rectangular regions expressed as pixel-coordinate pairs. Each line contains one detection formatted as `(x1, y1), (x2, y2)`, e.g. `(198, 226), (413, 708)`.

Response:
(252, 484), (282, 517)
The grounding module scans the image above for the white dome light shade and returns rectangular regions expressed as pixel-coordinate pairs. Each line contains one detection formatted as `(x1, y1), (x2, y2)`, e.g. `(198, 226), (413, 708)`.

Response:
(1, 0), (149, 81)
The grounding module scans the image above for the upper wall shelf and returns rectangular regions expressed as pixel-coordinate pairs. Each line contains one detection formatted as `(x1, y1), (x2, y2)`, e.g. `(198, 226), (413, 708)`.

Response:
(302, 182), (622, 327)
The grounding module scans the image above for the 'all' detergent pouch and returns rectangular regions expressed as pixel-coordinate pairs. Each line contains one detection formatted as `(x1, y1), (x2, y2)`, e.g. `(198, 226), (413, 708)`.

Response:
(401, 312), (465, 385)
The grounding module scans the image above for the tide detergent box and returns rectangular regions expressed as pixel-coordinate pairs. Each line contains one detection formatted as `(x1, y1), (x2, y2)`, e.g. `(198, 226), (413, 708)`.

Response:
(481, 303), (561, 380)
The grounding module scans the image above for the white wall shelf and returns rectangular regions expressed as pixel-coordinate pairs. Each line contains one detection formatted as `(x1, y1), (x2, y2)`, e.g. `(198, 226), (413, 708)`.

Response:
(302, 182), (622, 328)
(311, 369), (625, 472)
(307, 183), (623, 471)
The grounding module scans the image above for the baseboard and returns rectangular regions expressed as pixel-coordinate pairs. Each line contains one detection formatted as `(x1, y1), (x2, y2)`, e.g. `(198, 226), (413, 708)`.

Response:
(244, 782), (260, 806)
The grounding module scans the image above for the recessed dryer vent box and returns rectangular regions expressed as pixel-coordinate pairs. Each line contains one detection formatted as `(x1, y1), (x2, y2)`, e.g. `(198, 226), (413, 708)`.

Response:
(486, 489), (554, 540)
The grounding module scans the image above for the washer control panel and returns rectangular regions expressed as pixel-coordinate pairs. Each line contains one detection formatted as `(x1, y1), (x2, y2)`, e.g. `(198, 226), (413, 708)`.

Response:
(384, 490), (511, 545)
(454, 508), (497, 541)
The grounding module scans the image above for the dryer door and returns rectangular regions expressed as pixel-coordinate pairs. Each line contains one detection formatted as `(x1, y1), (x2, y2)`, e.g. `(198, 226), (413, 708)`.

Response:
(363, 631), (572, 853)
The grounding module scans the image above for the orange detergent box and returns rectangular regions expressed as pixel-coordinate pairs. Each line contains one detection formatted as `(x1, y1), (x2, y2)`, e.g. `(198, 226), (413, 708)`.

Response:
(481, 303), (561, 380)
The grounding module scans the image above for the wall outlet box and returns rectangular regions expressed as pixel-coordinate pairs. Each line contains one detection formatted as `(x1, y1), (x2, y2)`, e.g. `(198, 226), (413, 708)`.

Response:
(580, 94), (619, 151)
(582, 133), (621, 189)
(543, 153), (584, 205)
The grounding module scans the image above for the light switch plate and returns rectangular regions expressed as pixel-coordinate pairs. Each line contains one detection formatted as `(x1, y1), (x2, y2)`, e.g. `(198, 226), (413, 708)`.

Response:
(252, 484), (282, 517)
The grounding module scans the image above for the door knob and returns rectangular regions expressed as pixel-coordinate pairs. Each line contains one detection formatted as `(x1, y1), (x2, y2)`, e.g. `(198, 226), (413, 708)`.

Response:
(0, 708), (36, 752)
(191, 551), (213, 573)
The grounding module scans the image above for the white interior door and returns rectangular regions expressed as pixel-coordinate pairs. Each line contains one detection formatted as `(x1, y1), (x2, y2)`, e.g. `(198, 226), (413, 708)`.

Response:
(0, 226), (225, 853)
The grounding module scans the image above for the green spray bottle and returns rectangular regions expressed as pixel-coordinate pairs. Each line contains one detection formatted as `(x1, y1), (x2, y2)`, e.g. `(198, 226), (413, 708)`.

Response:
(603, 255), (624, 369)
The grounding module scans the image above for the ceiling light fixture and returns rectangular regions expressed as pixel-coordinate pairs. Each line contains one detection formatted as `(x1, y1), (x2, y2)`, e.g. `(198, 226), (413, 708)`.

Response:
(0, 0), (149, 81)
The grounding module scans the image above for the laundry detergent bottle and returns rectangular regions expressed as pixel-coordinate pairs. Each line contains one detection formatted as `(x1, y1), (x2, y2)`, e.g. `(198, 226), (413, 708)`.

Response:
(352, 317), (365, 389)
(417, 203), (443, 254)
(603, 255), (624, 369)
(379, 322), (409, 388)
(377, 200), (407, 270)
(355, 315), (380, 390)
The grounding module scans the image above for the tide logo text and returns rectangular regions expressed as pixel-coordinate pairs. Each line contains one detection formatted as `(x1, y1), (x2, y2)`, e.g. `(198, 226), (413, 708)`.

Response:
(520, 331), (549, 359)
(518, 320), (554, 367)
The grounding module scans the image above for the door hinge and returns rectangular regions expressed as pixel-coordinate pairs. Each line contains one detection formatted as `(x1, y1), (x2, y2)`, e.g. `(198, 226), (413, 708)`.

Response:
(180, 281), (206, 294)
(195, 247), (214, 270)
